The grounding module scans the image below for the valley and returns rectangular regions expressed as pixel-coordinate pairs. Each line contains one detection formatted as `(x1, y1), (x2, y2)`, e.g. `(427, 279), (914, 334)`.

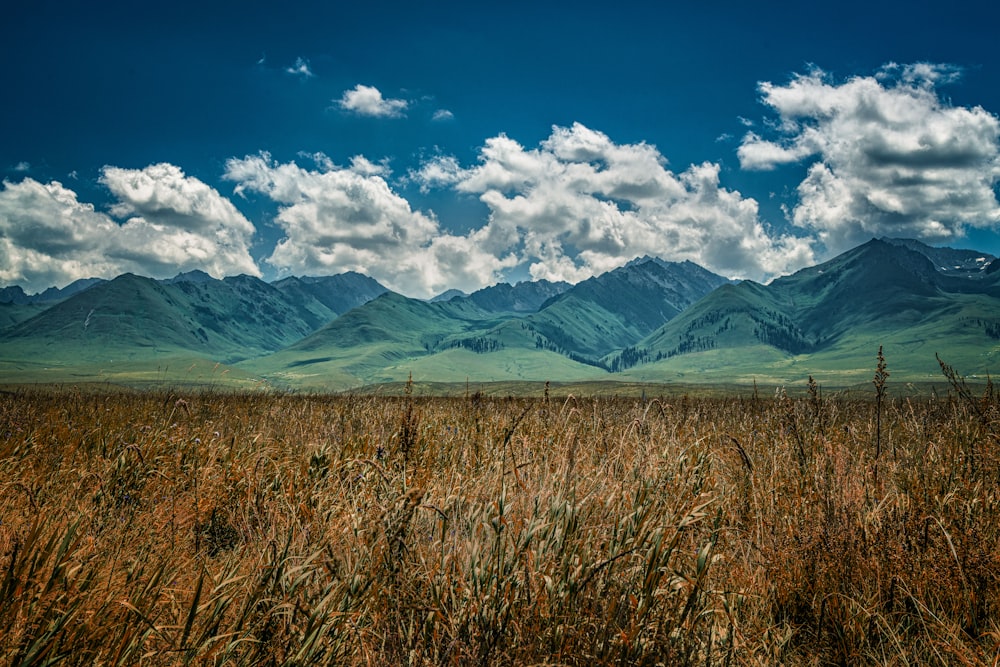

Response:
(2, 238), (998, 392)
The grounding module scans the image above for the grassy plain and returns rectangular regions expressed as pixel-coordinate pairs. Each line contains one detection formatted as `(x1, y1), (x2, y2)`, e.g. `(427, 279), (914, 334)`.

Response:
(1, 373), (998, 664)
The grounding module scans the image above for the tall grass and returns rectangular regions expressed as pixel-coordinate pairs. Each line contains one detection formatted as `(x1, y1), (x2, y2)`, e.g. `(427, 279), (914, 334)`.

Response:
(0, 381), (997, 665)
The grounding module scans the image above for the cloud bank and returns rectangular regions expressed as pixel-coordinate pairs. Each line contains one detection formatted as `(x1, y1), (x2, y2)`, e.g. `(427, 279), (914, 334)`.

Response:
(0, 125), (816, 297)
(224, 153), (515, 297)
(0, 165), (258, 293)
(739, 63), (1000, 252)
(218, 125), (814, 297)
(4, 63), (999, 297)
(412, 123), (813, 284)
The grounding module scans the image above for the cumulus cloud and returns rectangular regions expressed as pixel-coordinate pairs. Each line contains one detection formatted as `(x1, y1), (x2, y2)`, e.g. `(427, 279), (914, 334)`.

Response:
(739, 63), (1000, 252)
(408, 155), (464, 193)
(337, 84), (408, 118)
(432, 109), (454, 122)
(0, 123), (828, 296)
(0, 165), (259, 292)
(13, 161), (30, 172)
(224, 153), (515, 297)
(100, 163), (259, 274)
(347, 155), (391, 178)
(412, 122), (814, 283)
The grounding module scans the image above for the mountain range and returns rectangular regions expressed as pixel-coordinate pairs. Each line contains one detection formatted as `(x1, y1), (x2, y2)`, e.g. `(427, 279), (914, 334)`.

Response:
(1, 238), (998, 390)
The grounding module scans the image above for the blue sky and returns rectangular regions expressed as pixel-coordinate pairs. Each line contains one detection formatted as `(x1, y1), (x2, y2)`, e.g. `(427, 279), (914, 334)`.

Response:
(2, 0), (1000, 297)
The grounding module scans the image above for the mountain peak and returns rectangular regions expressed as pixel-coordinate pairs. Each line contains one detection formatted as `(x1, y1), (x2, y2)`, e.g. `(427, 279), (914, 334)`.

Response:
(0, 286), (30, 305)
(429, 288), (468, 303)
(879, 237), (996, 277)
(462, 279), (572, 313)
(0, 277), (105, 304)
(269, 272), (389, 316)
(779, 237), (940, 290)
(625, 255), (658, 267)
(163, 269), (214, 284)
(525, 257), (731, 359)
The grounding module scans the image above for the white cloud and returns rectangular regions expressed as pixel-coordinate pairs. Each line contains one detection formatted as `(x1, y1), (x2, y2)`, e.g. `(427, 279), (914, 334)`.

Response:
(13, 161), (30, 172)
(348, 155), (391, 178)
(432, 109), (454, 122)
(412, 122), (814, 283)
(0, 166), (259, 292)
(337, 84), (408, 118)
(224, 153), (514, 297)
(285, 57), (314, 78)
(408, 155), (464, 193)
(101, 164), (255, 236)
(100, 163), (259, 275)
(739, 63), (1000, 253)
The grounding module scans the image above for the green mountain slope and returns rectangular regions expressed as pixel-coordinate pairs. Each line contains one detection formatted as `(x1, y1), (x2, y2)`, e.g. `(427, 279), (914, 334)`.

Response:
(271, 272), (388, 318)
(3, 240), (998, 390)
(240, 259), (730, 389)
(0, 302), (50, 330)
(460, 279), (571, 313)
(0, 277), (106, 305)
(1, 274), (213, 360)
(881, 237), (996, 277)
(240, 292), (514, 388)
(521, 258), (730, 360)
(0, 273), (343, 367)
(0, 278), (107, 332)
(621, 239), (1000, 382)
(0, 268), (394, 374)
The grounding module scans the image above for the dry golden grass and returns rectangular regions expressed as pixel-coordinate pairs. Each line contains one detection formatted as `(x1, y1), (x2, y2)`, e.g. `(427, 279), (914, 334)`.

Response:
(0, 380), (998, 665)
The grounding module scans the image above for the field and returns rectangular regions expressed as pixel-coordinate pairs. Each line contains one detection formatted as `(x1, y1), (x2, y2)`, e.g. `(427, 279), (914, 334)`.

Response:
(1, 371), (999, 664)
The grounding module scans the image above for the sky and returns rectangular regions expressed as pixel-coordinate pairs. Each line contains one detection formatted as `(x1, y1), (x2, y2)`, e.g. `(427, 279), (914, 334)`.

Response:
(2, 0), (1000, 298)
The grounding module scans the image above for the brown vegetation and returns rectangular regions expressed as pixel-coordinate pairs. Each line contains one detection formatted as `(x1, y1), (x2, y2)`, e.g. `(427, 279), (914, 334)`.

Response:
(1, 375), (998, 664)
